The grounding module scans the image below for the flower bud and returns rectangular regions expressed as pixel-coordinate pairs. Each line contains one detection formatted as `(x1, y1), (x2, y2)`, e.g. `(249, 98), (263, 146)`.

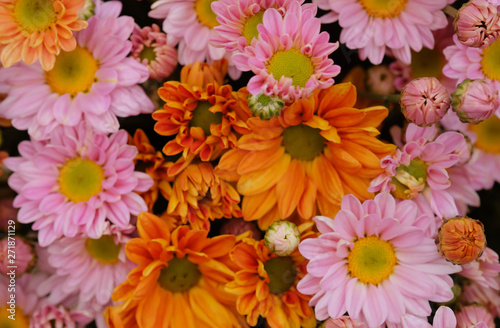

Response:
(451, 79), (499, 124)
(0, 236), (35, 275)
(220, 218), (262, 239)
(366, 65), (396, 95)
(264, 221), (300, 256)
(400, 77), (450, 127)
(437, 216), (486, 264)
(248, 93), (285, 120)
(325, 316), (365, 328)
(454, 0), (500, 49)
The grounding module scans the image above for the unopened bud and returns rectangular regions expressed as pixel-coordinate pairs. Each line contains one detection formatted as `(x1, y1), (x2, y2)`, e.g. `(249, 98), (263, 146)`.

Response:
(248, 93), (285, 120)
(454, 0), (500, 49)
(451, 79), (499, 124)
(264, 221), (300, 256)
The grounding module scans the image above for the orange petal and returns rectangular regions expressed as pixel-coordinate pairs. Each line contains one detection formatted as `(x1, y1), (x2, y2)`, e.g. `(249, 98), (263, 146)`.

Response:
(317, 83), (357, 115)
(242, 187), (278, 222)
(275, 160), (305, 218)
(137, 212), (171, 241)
(297, 175), (317, 220)
(237, 146), (285, 175)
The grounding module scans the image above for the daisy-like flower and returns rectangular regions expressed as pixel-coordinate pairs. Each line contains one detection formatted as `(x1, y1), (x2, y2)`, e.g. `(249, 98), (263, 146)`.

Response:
(455, 305), (494, 328)
(152, 77), (252, 176)
(166, 162), (242, 230)
(233, 2), (340, 101)
(0, 0), (88, 70)
(461, 276), (500, 317)
(130, 23), (178, 80)
(369, 123), (467, 218)
(225, 232), (316, 328)
(36, 224), (136, 309)
(297, 193), (460, 327)
(216, 83), (396, 229)
(313, 0), (448, 65)
(0, 0), (153, 140)
(4, 123), (153, 246)
(111, 212), (243, 327)
(459, 247), (500, 289)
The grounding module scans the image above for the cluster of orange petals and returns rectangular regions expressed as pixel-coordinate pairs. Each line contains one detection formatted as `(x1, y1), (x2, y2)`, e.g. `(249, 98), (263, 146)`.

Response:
(216, 83), (396, 229)
(110, 212), (245, 328)
(166, 162), (242, 230)
(0, 0), (88, 70)
(226, 236), (315, 328)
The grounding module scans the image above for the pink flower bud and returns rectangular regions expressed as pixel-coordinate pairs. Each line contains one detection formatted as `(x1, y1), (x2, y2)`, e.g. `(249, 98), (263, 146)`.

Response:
(264, 221), (300, 256)
(454, 0), (500, 48)
(400, 77), (450, 126)
(451, 79), (499, 124)
(0, 237), (35, 275)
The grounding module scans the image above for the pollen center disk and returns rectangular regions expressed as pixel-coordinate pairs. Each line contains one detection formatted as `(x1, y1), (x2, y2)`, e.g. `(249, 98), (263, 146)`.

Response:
(242, 11), (265, 44)
(348, 235), (397, 285)
(14, 0), (55, 33)
(85, 235), (121, 265)
(282, 124), (327, 161)
(267, 49), (314, 88)
(58, 157), (104, 203)
(158, 257), (202, 293)
(264, 256), (297, 295)
(189, 101), (223, 136)
(0, 306), (29, 328)
(45, 46), (99, 97)
(469, 115), (500, 154)
(195, 0), (219, 28)
(358, 0), (408, 18)
(481, 38), (500, 81)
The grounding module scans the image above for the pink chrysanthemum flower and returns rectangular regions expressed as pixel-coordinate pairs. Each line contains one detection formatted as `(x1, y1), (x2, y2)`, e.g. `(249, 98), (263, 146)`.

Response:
(131, 23), (178, 80)
(0, 236), (34, 275)
(233, 2), (340, 101)
(369, 124), (467, 218)
(37, 224), (135, 308)
(297, 193), (460, 327)
(459, 247), (500, 289)
(4, 123), (153, 246)
(455, 305), (494, 328)
(461, 276), (500, 317)
(210, 0), (302, 52)
(31, 304), (93, 328)
(313, 0), (448, 64)
(0, 1), (153, 140)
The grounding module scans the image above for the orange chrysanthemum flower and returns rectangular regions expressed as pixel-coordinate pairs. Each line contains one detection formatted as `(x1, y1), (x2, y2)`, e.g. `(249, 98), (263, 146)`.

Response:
(216, 83), (396, 229)
(152, 63), (252, 176)
(0, 0), (88, 70)
(167, 162), (242, 230)
(129, 129), (173, 211)
(226, 230), (316, 328)
(111, 212), (245, 328)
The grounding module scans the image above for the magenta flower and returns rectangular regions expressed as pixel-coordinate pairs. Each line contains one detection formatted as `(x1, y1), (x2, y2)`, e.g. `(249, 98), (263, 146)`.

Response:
(297, 193), (460, 327)
(4, 123), (153, 246)
(454, 0), (500, 49)
(451, 79), (499, 124)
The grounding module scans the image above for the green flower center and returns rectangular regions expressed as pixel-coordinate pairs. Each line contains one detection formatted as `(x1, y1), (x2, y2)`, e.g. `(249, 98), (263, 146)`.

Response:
(282, 124), (327, 161)
(358, 0), (408, 18)
(347, 235), (397, 285)
(189, 101), (223, 136)
(45, 46), (99, 97)
(139, 46), (157, 64)
(481, 38), (500, 81)
(391, 158), (427, 199)
(194, 0), (219, 28)
(85, 235), (121, 265)
(158, 257), (202, 293)
(14, 0), (56, 34)
(410, 48), (444, 79)
(469, 115), (500, 154)
(267, 49), (314, 88)
(242, 10), (265, 45)
(58, 157), (104, 203)
(264, 256), (296, 295)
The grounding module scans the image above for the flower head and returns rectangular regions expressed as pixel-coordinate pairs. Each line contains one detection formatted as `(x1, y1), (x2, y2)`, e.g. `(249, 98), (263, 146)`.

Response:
(0, 0), (88, 70)
(31, 304), (93, 328)
(248, 92), (285, 119)
(264, 220), (301, 256)
(451, 79), (499, 124)
(4, 123), (153, 246)
(455, 305), (494, 328)
(297, 193), (460, 327)
(455, 0), (500, 49)
(401, 77), (450, 126)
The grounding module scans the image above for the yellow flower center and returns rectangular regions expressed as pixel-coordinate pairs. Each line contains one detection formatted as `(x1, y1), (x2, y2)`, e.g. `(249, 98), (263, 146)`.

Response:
(158, 256), (202, 293)
(242, 10), (265, 45)
(0, 307), (29, 328)
(267, 48), (315, 87)
(85, 235), (121, 265)
(410, 48), (445, 79)
(14, 0), (56, 34)
(469, 115), (500, 154)
(189, 101), (223, 136)
(358, 0), (408, 18)
(481, 38), (500, 81)
(347, 235), (397, 285)
(139, 46), (157, 64)
(58, 157), (105, 203)
(391, 158), (427, 199)
(282, 124), (327, 161)
(264, 256), (297, 295)
(45, 46), (99, 97)
(194, 0), (219, 28)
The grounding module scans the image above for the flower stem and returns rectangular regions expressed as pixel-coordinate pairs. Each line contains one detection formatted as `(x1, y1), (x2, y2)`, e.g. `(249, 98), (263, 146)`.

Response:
(443, 5), (458, 17)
